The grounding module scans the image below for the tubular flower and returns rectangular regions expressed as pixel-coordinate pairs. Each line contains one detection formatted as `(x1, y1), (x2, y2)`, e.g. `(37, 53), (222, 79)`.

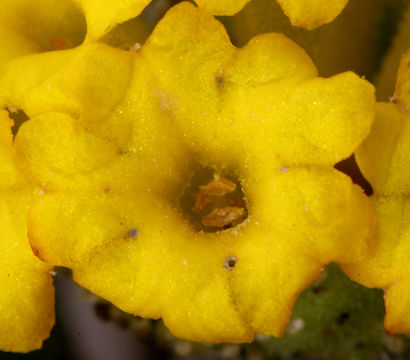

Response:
(343, 49), (410, 334)
(0, 0), (86, 69)
(0, 2), (375, 343)
(0, 110), (55, 352)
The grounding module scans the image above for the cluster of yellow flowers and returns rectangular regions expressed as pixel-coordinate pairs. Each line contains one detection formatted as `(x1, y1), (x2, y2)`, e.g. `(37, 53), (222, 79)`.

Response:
(0, 0), (409, 353)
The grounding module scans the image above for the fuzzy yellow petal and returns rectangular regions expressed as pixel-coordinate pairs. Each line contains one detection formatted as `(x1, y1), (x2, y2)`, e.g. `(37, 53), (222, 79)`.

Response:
(288, 72), (375, 164)
(0, 50), (76, 117)
(355, 103), (409, 196)
(142, 2), (235, 137)
(276, 0), (348, 29)
(385, 279), (410, 334)
(143, 25), (318, 162)
(228, 240), (321, 336)
(343, 196), (410, 289)
(15, 112), (120, 189)
(395, 49), (410, 112)
(219, 70), (375, 166)
(248, 167), (375, 265)
(0, 191), (55, 352)
(143, 6), (374, 165)
(4, 2), (376, 343)
(29, 191), (129, 266)
(0, 44), (133, 123)
(0, 110), (54, 352)
(223, 33), (317, 85)
(30, 190), (254, 342)
(74, 0), (151, 41)
(344, 54), (410, 334)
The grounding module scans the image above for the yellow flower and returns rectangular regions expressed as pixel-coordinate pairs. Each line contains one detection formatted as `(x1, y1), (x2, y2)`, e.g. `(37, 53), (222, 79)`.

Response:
(0, 2), (375, 343)
(0, 0), (85, 69)
(0, 110), (55, 352)
(343, 49), (410, 334)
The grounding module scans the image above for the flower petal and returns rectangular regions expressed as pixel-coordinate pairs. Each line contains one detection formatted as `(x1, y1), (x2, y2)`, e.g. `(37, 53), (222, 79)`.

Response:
(355, 103), (409, 196)
(228, 233), (322, 336)
(344, 55), (410, 334)
(385, 279), (410, 334)
(246, 167), (375, 265)
(343, 196), (410, 289)
(15, 112), (120, 189)
(74, 0), (151, 41)
(0, 191), (55, 352)
(0, 43), (134, 123)
(0, 110), (54, 352)
(287, 72), (375, 164)
(276, 0), (348, 29)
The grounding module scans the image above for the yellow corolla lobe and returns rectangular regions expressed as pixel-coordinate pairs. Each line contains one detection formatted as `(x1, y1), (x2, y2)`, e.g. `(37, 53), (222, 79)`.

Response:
(0, 110), (55, 352)
(276, 0), (348, 29)
(74, 0), (151, 41)
(1, 2), (375, 343)
(343, 50), (410, 334)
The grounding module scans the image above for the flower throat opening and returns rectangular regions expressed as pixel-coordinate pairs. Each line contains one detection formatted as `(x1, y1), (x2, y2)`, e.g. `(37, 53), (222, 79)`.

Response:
(180, 166), (248, 233)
